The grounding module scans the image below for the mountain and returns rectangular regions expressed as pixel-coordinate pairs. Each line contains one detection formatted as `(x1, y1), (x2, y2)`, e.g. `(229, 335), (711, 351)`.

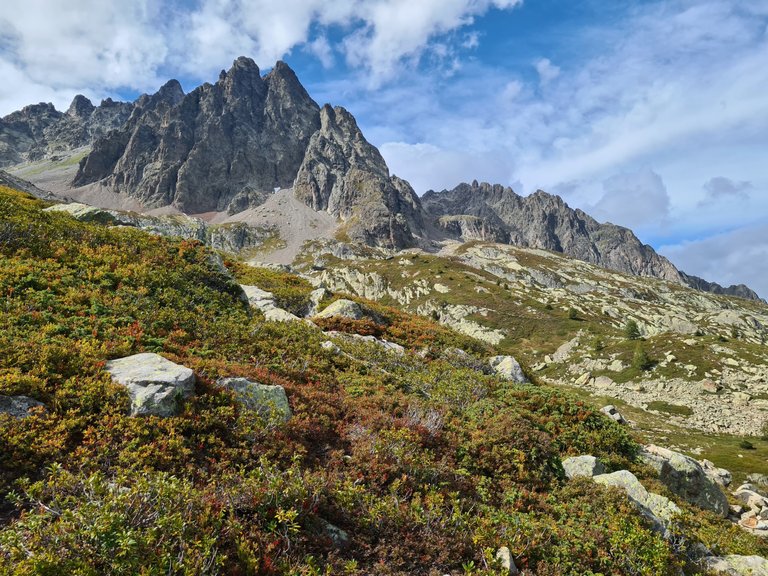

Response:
(422, 180), (761, 300)
(0, 57), (759, 299)
(0, 97), (132, 167)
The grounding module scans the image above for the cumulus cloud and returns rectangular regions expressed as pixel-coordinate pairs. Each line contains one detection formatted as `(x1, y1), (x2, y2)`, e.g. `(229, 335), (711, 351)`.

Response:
(699, 176), (752, 205)
(0, 0), (524, 115)
(589, 169), (671, 233)
(659, 223), (768, 299)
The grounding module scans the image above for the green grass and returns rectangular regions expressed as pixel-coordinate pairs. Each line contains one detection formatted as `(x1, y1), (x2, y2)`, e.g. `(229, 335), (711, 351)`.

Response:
(646, 401), (694, 417)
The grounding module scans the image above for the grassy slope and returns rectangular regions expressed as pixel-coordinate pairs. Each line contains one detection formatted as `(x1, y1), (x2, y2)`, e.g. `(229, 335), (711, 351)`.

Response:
(300, 245), (768, 478)
(0, 186), (765, 575)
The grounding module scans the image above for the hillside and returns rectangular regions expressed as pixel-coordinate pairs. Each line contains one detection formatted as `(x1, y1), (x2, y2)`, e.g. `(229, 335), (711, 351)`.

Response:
(1, 184), (768, 575)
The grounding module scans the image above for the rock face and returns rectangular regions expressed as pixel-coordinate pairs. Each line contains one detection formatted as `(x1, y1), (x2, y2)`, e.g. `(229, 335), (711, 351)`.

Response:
(293, 104), (424, 248)
(104, 353), (196, 417)
(423, 181), (683, 283)
(639, 445), (729, 517)
(680, 271), (763, 302)
(217, 377), (291, 422)
(0, 170), (60, 201)
(74, 59), (320, 213)
(422, 181), (761, 300)
(0, 395), (45, 418)
(0, 97), (132, 167)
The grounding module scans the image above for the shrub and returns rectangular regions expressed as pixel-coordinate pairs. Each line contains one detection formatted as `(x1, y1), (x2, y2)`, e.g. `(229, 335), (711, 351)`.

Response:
(624, 319), (641, 340)
(632, 343), (652, 371)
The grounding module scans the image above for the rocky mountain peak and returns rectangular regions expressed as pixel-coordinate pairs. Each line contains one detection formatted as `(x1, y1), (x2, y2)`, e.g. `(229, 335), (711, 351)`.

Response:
(66, 95), (95, 118)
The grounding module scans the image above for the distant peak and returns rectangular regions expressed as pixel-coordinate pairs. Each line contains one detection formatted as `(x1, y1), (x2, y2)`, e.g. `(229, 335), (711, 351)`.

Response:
(156, 79), (185, 103)
(230, 56), (260, 74)
(67, 94), (94, 118)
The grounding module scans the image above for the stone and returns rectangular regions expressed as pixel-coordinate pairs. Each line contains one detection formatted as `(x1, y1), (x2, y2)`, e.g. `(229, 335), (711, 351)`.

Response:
(700, 379), (721, 394)
(105, 353), (195, 417)
(307, 287), (329, 316)
(594, 375), (615, 389)
(323, 331), (404, 355)
(316, 518), (350, 549)
(495, 547), (519, 575)
(699, 459), (732, 487)
(488, 355), (528, 383)
(0, 395), (45, 418)
(562, 455), (606, 479)
(574, 372), (591, 386)
(747, 473), (768, 487)
(607, 359), (624, 372)
(217, 377), (291, 422)
(705, 555), (768, 576)
(639, 445), (729, 516)
(321, 340), (341, 354)
(44, 202), (119, 225)
(314, 299), (365, 320)
(240, 284), (300, 322)
(733, 391), (752, 404)
(600, 405), (627, 425)
(593, 470), (681, 528)
(733, 489), (767, 510)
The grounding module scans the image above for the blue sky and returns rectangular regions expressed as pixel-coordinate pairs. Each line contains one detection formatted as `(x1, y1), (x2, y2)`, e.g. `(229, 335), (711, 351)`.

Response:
(1, 0), (767, 296)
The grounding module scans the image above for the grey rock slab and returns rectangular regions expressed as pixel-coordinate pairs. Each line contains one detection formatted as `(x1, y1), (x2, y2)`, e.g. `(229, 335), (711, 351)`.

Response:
(640, 444), (729, 517)
(0, 395), (45, 418)
(105, 353), (195, 417)
(593, 469), (681, 528)
(488, 355), (528, 383)
(562, 455), (606, 479)
(600, 404), (628, 425)
(217, 377), (291, 422)
(704, 555), (768, 576)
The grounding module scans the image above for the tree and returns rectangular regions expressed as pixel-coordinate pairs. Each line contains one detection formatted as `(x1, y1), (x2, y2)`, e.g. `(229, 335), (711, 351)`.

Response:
(624, 319), (641, 340)
(632, 343), (652, 371)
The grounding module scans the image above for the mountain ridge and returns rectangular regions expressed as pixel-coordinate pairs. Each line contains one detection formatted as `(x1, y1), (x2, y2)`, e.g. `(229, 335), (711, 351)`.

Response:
(0, 57), (760, 300)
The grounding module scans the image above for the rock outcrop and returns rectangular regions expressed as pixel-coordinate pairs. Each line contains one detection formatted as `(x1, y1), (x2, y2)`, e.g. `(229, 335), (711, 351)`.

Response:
(104, 353), (196, 417)
(74, 58), (320, 213)
(293, 104), (424, 248)
(593, 470), (681, 529)
(423, 181), (683, 283)
(562, 455), (606, 479)
(217, 377), (292, 422)
(0, 97), (132, 167)
(0, 395), (45, 418)
(639, 444), (729, 517)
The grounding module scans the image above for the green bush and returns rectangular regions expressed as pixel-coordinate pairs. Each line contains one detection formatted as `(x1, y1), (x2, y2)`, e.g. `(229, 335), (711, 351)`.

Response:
(624, 319), (641, 340)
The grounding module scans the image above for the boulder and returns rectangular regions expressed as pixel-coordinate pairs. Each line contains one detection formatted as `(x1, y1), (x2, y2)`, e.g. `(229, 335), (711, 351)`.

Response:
(747, 473), (768, 488)
(240, 284), (301, 322)
(495, 546), (519, 575)
(314, 299), (364, 320)
(594, 470), (681, 528)
(488, 355), (528, 383)
(0, 395), (45, 418)
(323, 331), (404, 355)
(704, 555), (768, 576)
(733, 488), (767, 510)
(639, 445), (729, 517)
(105, 353), (195, 417)
(699, 459), (732, 487)
(217, 377), (291, 422)
(562, 455), (606, 479)
(44, 202), (118, 225)
(600, 405), (627, 425)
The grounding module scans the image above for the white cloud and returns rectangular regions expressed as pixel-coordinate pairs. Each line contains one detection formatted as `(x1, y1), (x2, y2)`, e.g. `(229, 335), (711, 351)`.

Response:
(659, 223), (768, 299)
(588, 169), (671, 234)
(0, 0), (523, 115)
(534, 58), (559, 85)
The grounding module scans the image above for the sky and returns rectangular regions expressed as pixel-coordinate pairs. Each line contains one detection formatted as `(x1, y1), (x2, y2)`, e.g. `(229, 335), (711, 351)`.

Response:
(1, 0), (767, 297)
